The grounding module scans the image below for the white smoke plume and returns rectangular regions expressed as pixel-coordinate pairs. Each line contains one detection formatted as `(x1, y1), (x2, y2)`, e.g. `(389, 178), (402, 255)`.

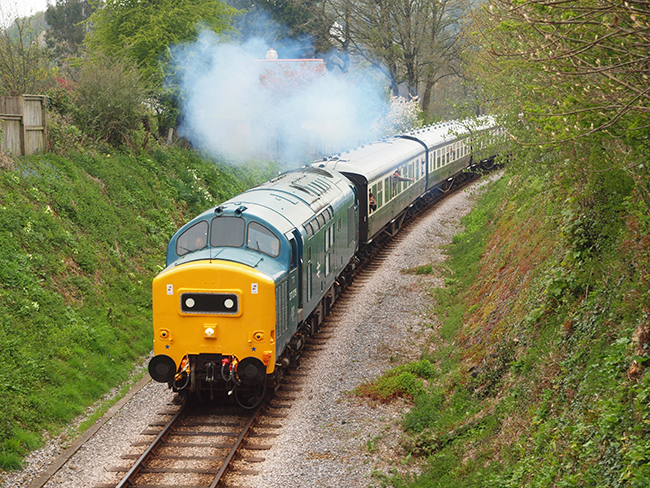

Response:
(171, 30), (389, 165)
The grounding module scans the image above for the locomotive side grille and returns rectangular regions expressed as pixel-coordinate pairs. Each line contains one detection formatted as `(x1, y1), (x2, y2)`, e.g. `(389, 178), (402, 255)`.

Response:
(276, 281), (288, 335)
(180, 293), (239, 314)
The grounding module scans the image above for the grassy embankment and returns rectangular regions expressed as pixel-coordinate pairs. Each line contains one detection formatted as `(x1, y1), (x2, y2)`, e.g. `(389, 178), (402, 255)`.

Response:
(358, 162), (650, 486)
(0, 148), (276, 470)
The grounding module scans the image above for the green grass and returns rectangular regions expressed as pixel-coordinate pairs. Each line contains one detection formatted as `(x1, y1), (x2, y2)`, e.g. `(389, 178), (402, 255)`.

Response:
(0, 147), (278, 469)
(354, 359), (438, 402)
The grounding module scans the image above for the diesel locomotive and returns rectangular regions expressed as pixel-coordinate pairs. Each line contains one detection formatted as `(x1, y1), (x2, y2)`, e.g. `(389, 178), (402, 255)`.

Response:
(148, 117), (502, 408)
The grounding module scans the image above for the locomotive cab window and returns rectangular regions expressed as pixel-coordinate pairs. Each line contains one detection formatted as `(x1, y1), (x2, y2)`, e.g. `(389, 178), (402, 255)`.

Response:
(247, 222), (280, 257)
(211, 216), (245, 248)
(176, 221), (208, 256)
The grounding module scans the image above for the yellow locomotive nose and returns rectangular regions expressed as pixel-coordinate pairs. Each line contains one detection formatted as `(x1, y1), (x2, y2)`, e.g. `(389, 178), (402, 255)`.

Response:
(150, 259), (277, 385)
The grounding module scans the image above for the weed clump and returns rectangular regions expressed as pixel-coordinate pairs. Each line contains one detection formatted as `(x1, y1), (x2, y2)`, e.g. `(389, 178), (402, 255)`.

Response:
(353, 359), (437, 402)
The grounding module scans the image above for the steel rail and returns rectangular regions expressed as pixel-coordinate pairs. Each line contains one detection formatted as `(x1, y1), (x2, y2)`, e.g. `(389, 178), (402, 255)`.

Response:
(115, 401), (188, 488)
(209, 402), (264, 488)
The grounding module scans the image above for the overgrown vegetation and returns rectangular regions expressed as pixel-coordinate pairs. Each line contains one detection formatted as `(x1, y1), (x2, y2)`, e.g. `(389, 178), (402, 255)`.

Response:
(0, 148), (277, 470)
(0, 13), (53, 96)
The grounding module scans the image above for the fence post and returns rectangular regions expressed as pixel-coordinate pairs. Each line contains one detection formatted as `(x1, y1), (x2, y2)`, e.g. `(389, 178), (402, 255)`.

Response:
(19, 95), (26, 156)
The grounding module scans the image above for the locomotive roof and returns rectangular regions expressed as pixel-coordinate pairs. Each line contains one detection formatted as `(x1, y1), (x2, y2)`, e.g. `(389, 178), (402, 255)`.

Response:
(191, 166), (352, 236)
(166, 166), (353, 272)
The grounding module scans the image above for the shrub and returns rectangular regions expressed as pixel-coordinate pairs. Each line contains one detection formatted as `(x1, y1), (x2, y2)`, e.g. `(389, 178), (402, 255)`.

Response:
(73, 53), (151, 149)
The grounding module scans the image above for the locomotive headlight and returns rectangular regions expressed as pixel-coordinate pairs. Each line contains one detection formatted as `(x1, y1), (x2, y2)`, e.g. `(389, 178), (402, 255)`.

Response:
(204, 326), (216, 339)
(224, 298), (234, 309)
(185, 297), (196, 309)
(159, 329), (170, 340)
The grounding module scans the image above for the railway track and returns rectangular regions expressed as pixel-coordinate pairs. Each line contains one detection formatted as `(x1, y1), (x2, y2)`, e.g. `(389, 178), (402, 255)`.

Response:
(93, 395), (291, 488)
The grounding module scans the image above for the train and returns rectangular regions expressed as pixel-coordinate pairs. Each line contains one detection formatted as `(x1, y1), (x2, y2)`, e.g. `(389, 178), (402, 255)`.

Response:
(147, 117), (503, 408)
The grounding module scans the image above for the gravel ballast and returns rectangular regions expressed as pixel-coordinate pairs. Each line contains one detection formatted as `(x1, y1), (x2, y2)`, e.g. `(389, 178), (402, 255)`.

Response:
(0, 174), (497, 488)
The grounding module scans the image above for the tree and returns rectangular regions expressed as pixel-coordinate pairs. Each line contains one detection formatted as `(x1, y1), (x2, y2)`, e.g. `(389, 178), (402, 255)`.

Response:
(325, 0), (465, 107)
(223, 0), (333, 59)
(225, 0), (466, 113)
(467, 0), (650, 145)
(45, 0), (97, 60)
(0, 15), (53, 96)
(86, 0), (238, 84)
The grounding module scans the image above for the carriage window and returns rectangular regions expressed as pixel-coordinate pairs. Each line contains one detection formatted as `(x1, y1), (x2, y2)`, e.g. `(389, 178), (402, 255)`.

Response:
(176, 221), (208, 256)
(377, 181), (383, 207)
(247, 222), (280, 257)
(211, 216), (245, 248)
(347, 205), (355, 245)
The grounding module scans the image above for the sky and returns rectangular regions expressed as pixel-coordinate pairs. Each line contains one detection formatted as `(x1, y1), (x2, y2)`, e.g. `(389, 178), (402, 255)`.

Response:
(0, 0), (51, 24)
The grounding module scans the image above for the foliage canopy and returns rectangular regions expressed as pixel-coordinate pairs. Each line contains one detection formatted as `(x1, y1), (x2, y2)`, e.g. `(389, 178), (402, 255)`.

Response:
(85, 0), (239, 84)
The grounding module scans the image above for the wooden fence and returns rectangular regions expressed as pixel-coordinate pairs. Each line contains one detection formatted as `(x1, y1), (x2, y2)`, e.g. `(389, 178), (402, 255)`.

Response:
(0, 95), (47, 156)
